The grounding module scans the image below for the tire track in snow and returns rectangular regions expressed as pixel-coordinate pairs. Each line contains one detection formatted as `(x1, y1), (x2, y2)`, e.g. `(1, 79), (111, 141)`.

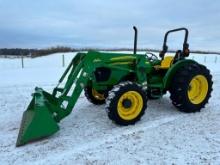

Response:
(33, 114), (183, 164)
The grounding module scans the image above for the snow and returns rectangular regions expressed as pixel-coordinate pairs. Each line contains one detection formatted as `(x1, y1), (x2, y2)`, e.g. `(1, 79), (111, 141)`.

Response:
(0, 52), (220, 164)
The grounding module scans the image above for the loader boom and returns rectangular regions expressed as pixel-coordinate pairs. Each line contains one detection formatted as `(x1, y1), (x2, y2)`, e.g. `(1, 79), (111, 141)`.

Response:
(52, 53), (90, 121)
(16, 52), (96, 146)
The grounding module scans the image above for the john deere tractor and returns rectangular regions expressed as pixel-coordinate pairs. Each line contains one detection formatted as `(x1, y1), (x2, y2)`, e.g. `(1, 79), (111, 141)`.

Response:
(16, 27), (213, 146)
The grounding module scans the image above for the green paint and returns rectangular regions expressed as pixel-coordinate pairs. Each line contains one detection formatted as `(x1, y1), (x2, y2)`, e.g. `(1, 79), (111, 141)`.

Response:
(163, 59), (197, 89)
(17, 50), (198, 146)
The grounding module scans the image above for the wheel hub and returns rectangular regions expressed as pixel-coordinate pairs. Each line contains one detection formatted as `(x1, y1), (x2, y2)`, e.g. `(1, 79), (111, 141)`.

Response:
(122, 99), (132, 108)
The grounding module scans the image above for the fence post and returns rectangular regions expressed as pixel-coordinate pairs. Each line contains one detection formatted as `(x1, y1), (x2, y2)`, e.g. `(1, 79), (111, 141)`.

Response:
(21, 54), (24, 68)
(204, 56), (206, 63)
(62, 54), (65, 67)
(215, 56), (217, 63)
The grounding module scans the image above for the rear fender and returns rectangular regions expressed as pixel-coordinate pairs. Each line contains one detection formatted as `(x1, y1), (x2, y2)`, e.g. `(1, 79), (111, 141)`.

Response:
(163, 59), (198, 89)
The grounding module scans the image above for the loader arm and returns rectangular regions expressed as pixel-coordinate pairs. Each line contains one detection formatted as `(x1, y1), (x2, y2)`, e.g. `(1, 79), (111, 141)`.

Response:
(16, 52), (100, 146)
(52, 53), (94, 121)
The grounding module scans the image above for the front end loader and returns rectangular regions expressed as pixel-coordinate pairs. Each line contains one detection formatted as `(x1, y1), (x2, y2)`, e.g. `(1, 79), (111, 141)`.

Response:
(16, 27), (213, 146)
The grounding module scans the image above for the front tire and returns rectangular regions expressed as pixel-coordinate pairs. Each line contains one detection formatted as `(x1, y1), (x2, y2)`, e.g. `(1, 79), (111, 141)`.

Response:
(169, 63), (213, 113)
(105, 81), (147, 125)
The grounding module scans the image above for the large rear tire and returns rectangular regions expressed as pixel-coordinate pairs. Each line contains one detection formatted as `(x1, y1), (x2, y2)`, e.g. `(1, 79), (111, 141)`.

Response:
(169, 63), (213, 113)
(105, 81), (147, 125)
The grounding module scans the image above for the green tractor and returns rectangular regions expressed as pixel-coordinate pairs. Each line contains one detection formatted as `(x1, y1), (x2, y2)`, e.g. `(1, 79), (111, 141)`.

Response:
(16, 27), (213, 146)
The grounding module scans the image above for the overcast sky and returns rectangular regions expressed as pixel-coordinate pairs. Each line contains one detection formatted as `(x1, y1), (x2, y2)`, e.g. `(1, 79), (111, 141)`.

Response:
(0, 0), (219, 50)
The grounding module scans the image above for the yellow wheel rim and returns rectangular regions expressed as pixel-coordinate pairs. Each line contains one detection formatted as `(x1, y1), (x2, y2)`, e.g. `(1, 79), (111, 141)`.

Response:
(188, 75), (208, 104)
(117, 91), (143, 120)
(92, 89), (105, 101)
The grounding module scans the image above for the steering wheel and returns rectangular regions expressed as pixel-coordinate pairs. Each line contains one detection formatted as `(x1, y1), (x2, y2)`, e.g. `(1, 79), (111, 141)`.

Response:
(145, 52), (158, 61)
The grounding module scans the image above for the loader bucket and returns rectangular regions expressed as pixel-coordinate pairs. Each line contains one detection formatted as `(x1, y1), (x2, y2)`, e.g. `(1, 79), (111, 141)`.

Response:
(16, 88), (60, 147)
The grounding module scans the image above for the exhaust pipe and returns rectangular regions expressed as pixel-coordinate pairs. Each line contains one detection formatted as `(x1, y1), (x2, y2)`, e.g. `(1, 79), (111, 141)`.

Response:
(133, 26), (138, 54)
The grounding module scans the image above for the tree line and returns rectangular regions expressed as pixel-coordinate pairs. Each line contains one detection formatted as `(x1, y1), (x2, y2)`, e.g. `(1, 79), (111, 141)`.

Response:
(0, 46), (72, 58)
(1, 46), (220, 58)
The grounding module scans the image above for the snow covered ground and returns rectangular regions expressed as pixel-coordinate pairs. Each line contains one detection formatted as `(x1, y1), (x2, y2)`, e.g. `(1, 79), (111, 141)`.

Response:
(0, 52), (220, 164)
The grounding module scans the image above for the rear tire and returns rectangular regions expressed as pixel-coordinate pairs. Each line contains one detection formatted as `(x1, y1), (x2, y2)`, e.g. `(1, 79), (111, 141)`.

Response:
(105, 81), (147, 125)
(169, 63), (213, 113)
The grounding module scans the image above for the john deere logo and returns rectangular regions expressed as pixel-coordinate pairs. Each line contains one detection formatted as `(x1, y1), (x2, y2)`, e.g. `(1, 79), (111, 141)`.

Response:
(93, 58), (101, 62)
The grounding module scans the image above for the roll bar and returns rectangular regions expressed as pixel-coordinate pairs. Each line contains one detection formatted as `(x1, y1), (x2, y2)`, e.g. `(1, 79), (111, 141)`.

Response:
(159, 28), (189, 58)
